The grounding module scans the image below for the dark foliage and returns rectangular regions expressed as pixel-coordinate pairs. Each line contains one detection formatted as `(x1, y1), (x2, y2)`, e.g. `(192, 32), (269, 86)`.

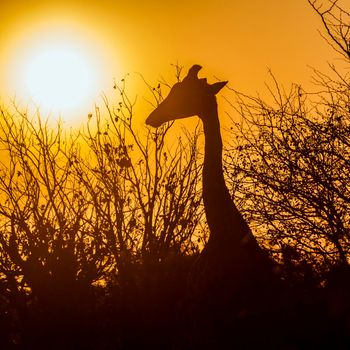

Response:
(225, 0), (350, 280)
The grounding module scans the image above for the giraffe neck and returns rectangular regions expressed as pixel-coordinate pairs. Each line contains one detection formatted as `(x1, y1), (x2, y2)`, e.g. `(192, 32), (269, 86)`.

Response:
(202, 106), (250, 247)
(202, 107), (225, 201)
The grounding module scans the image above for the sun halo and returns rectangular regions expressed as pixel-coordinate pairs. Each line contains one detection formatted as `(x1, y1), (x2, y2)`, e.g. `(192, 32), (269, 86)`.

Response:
(23, 43), (95, 113)
(4, 23), (116, 124)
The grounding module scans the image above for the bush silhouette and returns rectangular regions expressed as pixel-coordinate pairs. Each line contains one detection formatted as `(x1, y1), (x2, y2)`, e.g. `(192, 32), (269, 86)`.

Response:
(0, 81), (204, 347)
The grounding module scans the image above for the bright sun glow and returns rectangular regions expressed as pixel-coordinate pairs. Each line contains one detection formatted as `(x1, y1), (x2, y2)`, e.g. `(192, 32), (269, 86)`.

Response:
(3, 22), (117, 124)
(19, 41), (98, 119)
(24, 44), (95, 113)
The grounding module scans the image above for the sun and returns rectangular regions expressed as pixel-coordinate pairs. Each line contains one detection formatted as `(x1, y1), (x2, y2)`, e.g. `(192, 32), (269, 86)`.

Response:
(18, 40), (99, 119)
(8, 36), (105, 122)
(3, 21), (117, 123)
(23, 43), (95, 113)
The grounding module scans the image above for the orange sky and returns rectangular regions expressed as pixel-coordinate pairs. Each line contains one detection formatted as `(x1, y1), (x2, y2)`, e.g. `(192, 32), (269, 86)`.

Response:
(0, 0), (344, 124)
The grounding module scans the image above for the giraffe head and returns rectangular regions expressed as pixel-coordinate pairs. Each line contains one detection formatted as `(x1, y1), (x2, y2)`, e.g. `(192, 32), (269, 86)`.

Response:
(146, 65), (227, 127)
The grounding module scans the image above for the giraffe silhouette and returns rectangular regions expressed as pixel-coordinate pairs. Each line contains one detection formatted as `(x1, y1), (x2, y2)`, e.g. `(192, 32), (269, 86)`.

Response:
(146, 65), (281, 346)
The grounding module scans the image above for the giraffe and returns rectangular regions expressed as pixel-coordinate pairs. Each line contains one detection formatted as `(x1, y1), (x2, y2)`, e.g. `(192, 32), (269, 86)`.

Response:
(146, 65), (280, 346)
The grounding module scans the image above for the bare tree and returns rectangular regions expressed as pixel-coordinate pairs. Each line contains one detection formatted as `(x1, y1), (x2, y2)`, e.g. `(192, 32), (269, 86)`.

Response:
(0, 106), (116, 347)
(226, 79), (349, 276)
(76, 79), (205, 291)
(0, 107), (109, 301)
(225, 0), (350, 278)
(308, 0), (350, 59)
(0, 74), (205, 346)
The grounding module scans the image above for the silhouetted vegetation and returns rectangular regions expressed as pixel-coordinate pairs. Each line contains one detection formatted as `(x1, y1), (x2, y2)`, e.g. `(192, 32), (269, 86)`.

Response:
(223, 1), (350, 347)
(226, 0), (350, 280)
(0, 1), (350, 349)
(0, 82), (204, 348)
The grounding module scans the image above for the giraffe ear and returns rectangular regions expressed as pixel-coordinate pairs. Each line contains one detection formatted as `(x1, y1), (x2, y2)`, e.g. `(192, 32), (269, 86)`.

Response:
(210, 81), (228, 94)
(185, 64), (202, 80)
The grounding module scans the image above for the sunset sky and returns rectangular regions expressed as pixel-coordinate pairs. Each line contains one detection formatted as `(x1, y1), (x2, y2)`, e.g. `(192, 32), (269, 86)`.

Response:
(0, 0), (342, 124)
